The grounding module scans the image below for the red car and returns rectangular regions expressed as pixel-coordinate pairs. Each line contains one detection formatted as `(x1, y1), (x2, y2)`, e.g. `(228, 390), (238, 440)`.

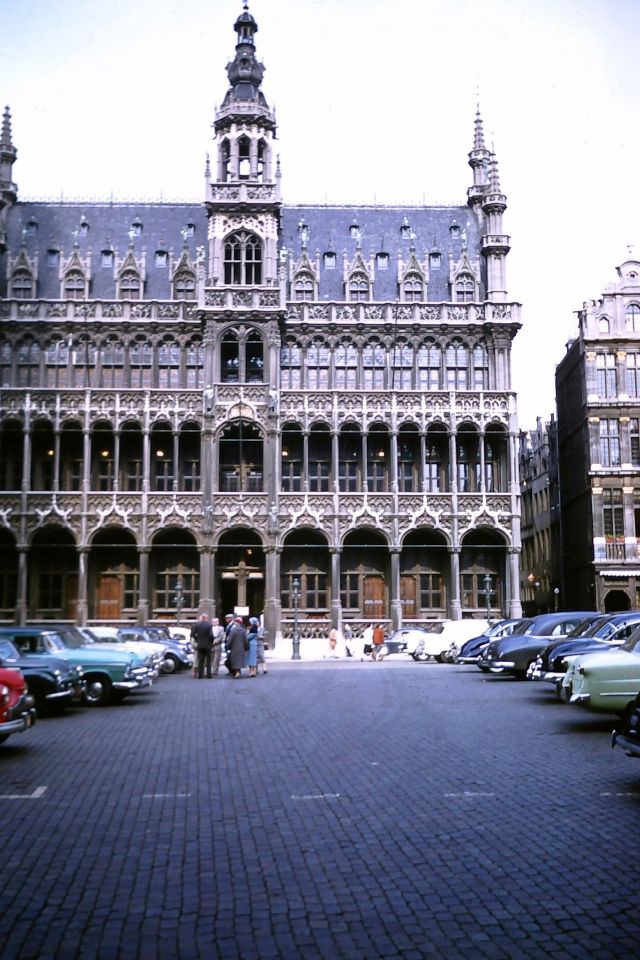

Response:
(0, 665), (36, 744)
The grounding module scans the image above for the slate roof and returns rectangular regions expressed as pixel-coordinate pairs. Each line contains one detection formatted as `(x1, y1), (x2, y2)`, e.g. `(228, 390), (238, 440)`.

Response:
(2, 198), (483, 302)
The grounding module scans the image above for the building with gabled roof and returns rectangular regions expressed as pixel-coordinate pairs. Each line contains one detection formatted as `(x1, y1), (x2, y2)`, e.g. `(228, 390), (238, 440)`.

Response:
(0, 3), (522, 644)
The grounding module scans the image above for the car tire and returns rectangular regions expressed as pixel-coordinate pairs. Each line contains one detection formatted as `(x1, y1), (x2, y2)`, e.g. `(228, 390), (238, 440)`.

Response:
(161, 655), (178, 674)
(84, 674), (112, 706)
(0, 733), (9, 744)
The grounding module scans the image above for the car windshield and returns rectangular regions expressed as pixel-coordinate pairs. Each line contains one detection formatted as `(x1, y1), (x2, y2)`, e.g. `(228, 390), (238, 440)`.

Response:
(54, 629), (87, 649)
(0, 638), (20, 662)
(566, 616), (610, 639)
(44, 632), (68, 652)
(512, 619), (535, 635)
(620, 626), (640, 653)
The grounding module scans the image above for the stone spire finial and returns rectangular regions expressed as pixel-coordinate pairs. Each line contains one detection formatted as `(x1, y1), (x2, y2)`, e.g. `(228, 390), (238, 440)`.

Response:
(1, 106), (13, 148)
(473, 104), (486, 151)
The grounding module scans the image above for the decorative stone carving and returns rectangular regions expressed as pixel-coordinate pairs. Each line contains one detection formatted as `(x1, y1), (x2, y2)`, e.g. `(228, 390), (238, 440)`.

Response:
(74, 303), (96, 318)
(46, 302), (67, 317)
(102, 302), (123, 317)
(131, 303), (152, 319)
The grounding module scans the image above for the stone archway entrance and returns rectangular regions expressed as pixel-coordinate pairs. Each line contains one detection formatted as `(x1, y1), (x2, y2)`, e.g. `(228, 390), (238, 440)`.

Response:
(216, 529), (265, 618)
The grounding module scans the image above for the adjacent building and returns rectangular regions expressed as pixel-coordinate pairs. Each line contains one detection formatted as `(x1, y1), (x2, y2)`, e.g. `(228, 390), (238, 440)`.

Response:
(0, 3), (523, 642)
(556, 256), (640, 612)
(518, 417), (561, 614)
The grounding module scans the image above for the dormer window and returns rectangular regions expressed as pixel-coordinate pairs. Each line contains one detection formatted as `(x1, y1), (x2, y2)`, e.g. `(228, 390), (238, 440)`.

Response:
(64, 269), (86, 300)
(155, 251), (168, 268)
(129, 220), (143, 238)
(403, 273), (423, 303)
(400, 220), (412, 240)
(173, 270), (196, 300)
(25, 219), (38, 236)
(349, 223), (360, 239)
(183, 224), (196, 238)
(348, 272), (369, 302)
(119, 269), (141, 300)
(101, 250), (114, 269)
(324, 252), (336, 270)
(293, 272), (314, 301)
(429, 252), (441, 270)
(450, 223), (460, 238)
(455, 273), (475, 303)
(376, 253), (389, 271)
(79, 219), (90, 236)
(47, 249), (59, 268)
(11, 269), (35, 299)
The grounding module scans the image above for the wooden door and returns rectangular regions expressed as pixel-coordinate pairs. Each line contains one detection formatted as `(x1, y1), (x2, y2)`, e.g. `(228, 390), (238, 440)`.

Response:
(96, 575), (122, 619)
(400, 575), (417, 618)
(363, 575), (386, 621)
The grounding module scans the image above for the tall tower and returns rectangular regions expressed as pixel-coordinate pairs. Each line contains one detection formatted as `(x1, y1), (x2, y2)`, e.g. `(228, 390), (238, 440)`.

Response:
(205, 1), (281, 285)
(481, 151), (510, 301)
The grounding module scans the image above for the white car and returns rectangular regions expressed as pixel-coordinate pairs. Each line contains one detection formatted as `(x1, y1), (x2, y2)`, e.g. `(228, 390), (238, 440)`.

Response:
(404, 619), (489, 663)
(562, 628), (640, 714)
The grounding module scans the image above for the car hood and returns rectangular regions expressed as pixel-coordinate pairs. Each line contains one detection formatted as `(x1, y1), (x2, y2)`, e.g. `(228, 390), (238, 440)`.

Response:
(573, 649), (640, 673)
(25, 647), (134, 667)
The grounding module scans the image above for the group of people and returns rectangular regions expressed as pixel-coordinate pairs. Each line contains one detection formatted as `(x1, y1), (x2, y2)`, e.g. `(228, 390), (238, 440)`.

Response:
(190, 613), (266, 679)
(324, 622), (387, 660)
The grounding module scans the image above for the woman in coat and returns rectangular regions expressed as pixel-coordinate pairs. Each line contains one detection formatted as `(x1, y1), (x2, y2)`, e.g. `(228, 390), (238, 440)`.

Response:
(226, 616), (247, 678)
(245, 617), (259, 678)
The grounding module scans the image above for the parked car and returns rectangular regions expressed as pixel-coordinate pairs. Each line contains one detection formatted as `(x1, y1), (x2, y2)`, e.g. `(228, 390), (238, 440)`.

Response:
(0, 636), (84, 715)
(405, 620), (489, 663)
(527, 613), (640, 690)
(0, 663), (36, 744)
(611, 691), (640, 759)
(117, 626), (193, 673)
(78, 627), (165, 676)
(371, 631), (411, 658)
(0, 626), (153, 706)
(562, 627), (640, 715)
(477, 612), (600, 679)
(456, 619), (524, 664)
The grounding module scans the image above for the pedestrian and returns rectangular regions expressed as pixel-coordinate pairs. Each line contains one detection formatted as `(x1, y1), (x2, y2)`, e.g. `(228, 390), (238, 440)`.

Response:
(343, 622), (353, 657)
(372, 623), (385, 661)
(362, 623), (373, 660)
(191, 612), (214, 679)
(226, 615), (247, 679)
(245, 617), (259, 677)
(211, 617), (225, 677)
(325, 626), (341, 659)
(256, 619), (268, 675)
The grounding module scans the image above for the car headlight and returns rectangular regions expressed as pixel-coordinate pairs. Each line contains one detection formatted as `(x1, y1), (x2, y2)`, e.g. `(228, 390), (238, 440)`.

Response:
(0, 684), (9, 705)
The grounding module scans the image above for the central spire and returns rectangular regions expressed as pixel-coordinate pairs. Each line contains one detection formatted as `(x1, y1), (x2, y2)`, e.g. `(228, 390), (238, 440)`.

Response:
(225, 2), (265, 103)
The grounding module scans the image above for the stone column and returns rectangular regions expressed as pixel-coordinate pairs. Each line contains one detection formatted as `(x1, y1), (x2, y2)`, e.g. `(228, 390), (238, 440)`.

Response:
(507, 548), (523, 618)
(330, 548), (341, 629)
(448, 547), (462, 620)
(263, 546), (281, 650)
(390, 549), (402, 630)
(77, 546), (89, 625)
(16, 545), (28, 625)
(138, 547), (150, 624)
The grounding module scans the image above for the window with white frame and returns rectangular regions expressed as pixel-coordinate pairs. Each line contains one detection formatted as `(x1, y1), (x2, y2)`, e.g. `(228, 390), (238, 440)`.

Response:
(625, 303), (640, 332)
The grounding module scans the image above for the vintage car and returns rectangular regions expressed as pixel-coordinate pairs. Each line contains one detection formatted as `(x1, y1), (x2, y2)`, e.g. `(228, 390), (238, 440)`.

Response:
(477, 612), (600, 679)
(562, 627), (640, 714)
(527, 612), (640, 690)
(78, 626), (165, 676)
(0, 626), (153, 706)
(0, 663), (36, 744)
(0, 636), (84, 714)
(405, 619), (489, 663)
(117, 625), (193, 673)
(456, 619), (523, 664)
(611, 691), (640, 759)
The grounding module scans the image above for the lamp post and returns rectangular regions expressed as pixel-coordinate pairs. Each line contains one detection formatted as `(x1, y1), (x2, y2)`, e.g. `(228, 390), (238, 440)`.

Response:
(483, 573), (492, 621)
(174, 575), (184, 626)
(553, 586), (560, 612)
(291, 577), (301, 660)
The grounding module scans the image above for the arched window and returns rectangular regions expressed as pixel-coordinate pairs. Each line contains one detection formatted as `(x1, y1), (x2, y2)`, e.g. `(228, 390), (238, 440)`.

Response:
(221, 139), (231, 181)
(293, 272), (314, 301)
(224, 231), (263, 285)
(220, 330), (264, 383)
(391, 342), (414, 389)
(119, 270), (141, 300)
(306, 340), (330, 389)
(16, 339), (41, 387)
(256, 139), (266, 181)
(625, 303), (640, 332)
(64, 269), (86, 300)
(334, 341), (358, 389)
(173, 270), (196, 299)
(348, 272), (369, 302)
(362, 341), (385, 390)
(472, 344), (489, 389)
(455, 273), (475, 303)
(158, 339), (181, 389)
(186, 339), (203, 389)
(281, 341), (302, 389)
(0, 339), (13, 387)
(446, 341), (469, 390)
(238, 136), (251, 179)
(130, 338), (153, 387)
(418, 342), (441, 389)
(10, 268), (34, 299)
(100, 337), (124, 389)
(403, 273), (423, 302)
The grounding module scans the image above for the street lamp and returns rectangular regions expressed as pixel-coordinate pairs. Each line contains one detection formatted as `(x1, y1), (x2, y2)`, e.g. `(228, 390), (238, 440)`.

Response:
(553, 586), (560, 612)
(483, 573), (492, 621)
(291, 577), (301, 660)
(174, 575), (184, 626)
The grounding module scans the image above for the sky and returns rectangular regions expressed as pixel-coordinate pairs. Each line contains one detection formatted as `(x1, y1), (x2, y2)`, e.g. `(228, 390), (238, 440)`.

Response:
(2, 0), (640, 428)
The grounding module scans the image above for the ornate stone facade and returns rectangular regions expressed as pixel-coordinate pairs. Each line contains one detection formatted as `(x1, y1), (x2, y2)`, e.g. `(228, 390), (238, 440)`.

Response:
(0, 4), (523, 641)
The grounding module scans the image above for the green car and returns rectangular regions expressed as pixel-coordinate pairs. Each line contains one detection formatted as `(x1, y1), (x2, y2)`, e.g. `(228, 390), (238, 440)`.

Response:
(563, 628), (640, 715)
(0, 626), (153, 707)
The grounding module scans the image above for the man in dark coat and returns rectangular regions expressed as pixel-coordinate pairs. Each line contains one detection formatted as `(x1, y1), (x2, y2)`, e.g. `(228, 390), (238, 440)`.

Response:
(191, 613), (214, 679)
(226, 616), (247, 678)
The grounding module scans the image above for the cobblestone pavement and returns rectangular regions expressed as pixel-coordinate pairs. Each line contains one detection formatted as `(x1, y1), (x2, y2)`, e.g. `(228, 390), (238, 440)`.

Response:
(2, 659), (640, 959)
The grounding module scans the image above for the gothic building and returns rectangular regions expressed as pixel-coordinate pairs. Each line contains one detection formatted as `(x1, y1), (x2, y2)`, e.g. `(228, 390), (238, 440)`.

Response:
(556, 255), (640, 612)
(0, 3), (522, 644)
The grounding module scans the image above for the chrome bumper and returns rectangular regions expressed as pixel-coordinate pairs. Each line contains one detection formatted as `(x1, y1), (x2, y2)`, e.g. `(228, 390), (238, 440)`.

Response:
(611, 729), (640, 758)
